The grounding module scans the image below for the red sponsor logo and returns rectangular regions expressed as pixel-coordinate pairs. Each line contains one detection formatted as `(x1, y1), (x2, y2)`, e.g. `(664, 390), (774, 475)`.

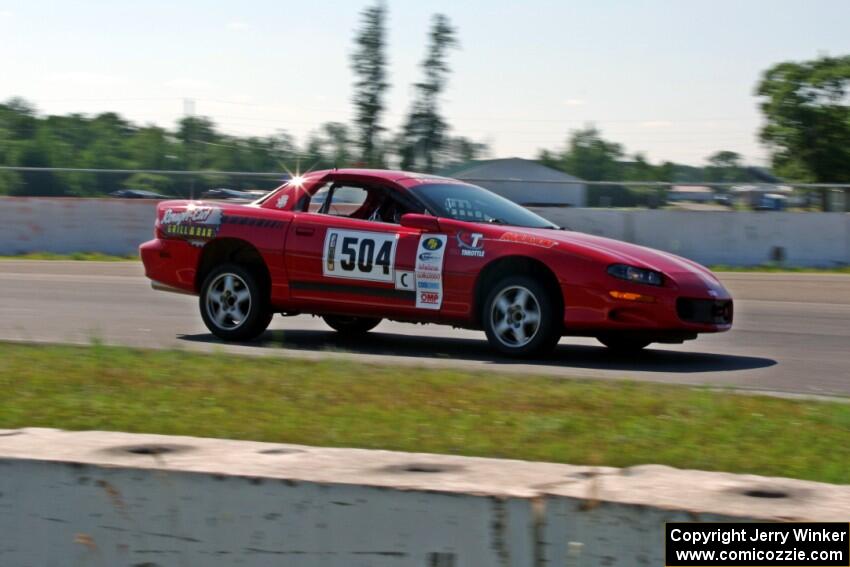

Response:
(500, 232), (557, 249)
(419, 291), (440, 304)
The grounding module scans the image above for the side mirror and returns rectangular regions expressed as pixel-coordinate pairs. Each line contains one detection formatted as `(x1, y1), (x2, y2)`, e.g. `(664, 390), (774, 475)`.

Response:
(400, 213), (441, 232)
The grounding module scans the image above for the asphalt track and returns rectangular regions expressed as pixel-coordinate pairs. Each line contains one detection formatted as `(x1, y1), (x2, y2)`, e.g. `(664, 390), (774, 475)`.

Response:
(1, 261), (849, 397)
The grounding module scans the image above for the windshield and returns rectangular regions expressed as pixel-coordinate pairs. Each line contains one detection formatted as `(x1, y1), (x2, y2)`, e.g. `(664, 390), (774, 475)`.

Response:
(410, 183), (558, 229)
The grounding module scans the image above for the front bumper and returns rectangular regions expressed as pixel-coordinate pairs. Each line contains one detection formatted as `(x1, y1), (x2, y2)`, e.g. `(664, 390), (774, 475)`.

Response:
(562, 275), (733, 335)
(139, 238), (200, 295)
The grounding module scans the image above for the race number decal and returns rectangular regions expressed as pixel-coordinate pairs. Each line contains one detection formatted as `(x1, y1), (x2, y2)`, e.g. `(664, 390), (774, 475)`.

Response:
(323, 229), (397, 283)
(415, 234), (447, 310)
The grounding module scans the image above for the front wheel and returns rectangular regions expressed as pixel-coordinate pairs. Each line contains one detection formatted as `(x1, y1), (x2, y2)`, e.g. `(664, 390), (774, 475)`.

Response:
(323, 315), (381, 336)
(200, 263), (272, 341)
(483, 275), (560, 358)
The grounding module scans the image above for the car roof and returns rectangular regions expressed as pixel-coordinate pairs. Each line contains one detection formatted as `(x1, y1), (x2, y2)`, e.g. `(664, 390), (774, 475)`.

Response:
(306, 168), (457, 183)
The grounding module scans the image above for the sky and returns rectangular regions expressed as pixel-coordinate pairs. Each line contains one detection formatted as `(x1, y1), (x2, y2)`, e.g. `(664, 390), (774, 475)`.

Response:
(2, 0), (849, 167)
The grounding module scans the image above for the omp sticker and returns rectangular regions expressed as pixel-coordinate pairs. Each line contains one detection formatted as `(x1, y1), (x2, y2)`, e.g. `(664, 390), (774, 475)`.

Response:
(415, 234), (447, 309)
(322, 229), (397, 283)
(394, 270), (415, 291)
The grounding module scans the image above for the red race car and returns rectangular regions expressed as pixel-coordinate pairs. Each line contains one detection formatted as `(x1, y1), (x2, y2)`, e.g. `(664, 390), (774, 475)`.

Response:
(140, 169), (732, 357)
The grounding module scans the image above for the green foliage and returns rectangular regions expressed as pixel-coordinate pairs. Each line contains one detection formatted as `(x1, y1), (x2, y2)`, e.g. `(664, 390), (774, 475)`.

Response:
(1, 342), (848, 483)
(756, 55), (850, 182)
(399, 14), (459, 172)
(704, 151), (749, 182)
(0, 7), (490, 195)
(122, 173), (173, 193)
(350, 1), (389, 167)
(0, 98), (323, 196)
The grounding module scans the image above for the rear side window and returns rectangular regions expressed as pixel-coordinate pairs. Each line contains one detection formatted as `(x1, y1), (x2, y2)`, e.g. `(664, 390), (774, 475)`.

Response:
(305, 183), (369, 217)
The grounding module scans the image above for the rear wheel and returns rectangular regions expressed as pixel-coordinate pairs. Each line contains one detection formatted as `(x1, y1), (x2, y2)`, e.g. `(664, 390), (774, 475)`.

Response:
(323, 315), (381, 336)
(483, 275), (560, 358)
(200, 263), (272, 341)
(597, 335), (651, 353)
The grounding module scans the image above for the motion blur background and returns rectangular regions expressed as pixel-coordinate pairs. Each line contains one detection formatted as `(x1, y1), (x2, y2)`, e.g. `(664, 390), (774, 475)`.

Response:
(1, 0), (848, 213)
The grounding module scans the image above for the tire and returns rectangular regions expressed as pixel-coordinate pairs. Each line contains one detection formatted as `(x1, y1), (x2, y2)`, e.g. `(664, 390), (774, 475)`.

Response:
(597, 335), (651, 353)
(482, 275), (560, 357)
(323, 315), (381, 335)
(199, 263), (272, 341)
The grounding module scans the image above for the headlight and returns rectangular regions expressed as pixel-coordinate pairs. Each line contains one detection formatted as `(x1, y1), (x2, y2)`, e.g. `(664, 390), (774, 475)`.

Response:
(607, 264), (664, 286)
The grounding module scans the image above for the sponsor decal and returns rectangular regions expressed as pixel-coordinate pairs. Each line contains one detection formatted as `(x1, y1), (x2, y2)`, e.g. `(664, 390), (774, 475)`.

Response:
(415, 270), (441, 281)
(326, 232), (338, 271)
(161, 206), (222, 244)
(444, 198), (485, 221)
(419, 291), (440, 305)
(499, 231), (558, 249)
(415, 234), (447, 310)
(322, 228), (398, 283)
(276, 194), (289, 209)
(456, 231), (485, 257)
(422, 237), (444, 251)
(394, 270), (415, 291)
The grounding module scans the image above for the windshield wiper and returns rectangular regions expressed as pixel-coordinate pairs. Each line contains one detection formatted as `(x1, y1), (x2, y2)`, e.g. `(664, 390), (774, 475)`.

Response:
(486, 217), (508, 225)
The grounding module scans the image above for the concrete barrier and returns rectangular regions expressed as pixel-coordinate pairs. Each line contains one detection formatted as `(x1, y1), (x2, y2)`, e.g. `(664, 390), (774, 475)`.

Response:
(0, 197), (157, 256)
(1, 428), (848, 566)
(531, 207), (850, 268)
(1, 197), (848, 266)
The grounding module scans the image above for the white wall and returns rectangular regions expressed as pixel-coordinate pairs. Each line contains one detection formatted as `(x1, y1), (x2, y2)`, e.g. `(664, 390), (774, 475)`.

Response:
(0, 197), (157, 256)
(532, 207), (850, 267)
(1, 429), (848, 567)
(1, 197), (847, 266)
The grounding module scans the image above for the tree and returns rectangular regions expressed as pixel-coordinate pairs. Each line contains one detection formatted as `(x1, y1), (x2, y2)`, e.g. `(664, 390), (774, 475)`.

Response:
(350, 2), (389, 167)
(704, 150), (748, 182)
(440, 136), (488, 167)
(399, 14), (458, 172)
(756, 55), (850, 183)
(540, 126), (624, 181)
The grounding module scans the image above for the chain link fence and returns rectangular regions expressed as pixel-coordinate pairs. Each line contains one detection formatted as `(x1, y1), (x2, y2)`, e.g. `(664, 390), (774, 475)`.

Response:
(1, 166), (848, 211)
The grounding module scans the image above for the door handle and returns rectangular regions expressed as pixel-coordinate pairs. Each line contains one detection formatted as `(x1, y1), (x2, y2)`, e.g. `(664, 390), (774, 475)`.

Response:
(295, 226), (315, 236)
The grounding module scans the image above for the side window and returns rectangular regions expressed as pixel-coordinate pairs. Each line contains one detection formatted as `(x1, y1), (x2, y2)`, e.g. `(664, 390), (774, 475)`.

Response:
(328, 186), (368, 217)
(304, 183), (369, 217)
(307, 183), (332, 213)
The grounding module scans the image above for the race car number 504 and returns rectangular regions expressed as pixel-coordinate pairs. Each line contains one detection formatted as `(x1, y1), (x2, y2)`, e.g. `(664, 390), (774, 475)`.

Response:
(323, 228), (398, 283)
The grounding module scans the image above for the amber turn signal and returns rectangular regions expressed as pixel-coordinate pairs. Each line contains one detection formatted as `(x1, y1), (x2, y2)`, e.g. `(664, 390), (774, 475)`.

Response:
(609, 290), (655, 303)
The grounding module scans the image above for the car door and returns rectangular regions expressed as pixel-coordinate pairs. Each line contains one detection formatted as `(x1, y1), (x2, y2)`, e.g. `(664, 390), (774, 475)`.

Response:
(284, 181), (428, 317)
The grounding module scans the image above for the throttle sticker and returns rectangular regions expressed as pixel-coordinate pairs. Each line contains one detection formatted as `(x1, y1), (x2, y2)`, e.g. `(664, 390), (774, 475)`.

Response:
(415, 235), (447, 309)
(322, 229), (398, 283)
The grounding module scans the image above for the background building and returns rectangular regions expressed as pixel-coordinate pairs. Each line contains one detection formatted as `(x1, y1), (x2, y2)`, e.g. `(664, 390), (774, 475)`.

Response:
(439, 158), (587, 207)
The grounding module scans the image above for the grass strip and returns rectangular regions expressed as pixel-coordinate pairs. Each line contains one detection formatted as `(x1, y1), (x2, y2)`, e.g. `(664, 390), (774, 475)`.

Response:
(1, 342), (848, 483)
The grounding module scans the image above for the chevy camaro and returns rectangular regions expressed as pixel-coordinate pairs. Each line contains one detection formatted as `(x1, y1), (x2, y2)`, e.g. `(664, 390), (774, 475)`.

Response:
(140, 169), (733, 357)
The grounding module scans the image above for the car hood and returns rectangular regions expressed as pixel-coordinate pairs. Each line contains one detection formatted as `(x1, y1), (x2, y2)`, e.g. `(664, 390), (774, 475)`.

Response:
(515, 227), (728, 294)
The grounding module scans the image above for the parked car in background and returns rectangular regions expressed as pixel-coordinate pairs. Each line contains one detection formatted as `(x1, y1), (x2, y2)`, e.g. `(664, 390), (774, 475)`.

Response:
(201, 188), (269, 201)
(754, 193), (788, 211)
(109, 189), (170, 199)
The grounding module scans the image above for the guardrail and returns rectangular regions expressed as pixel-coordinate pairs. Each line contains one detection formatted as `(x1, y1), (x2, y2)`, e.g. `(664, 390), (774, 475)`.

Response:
(1, 429), (847, 566)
